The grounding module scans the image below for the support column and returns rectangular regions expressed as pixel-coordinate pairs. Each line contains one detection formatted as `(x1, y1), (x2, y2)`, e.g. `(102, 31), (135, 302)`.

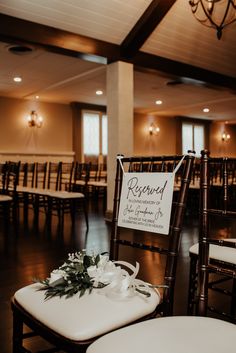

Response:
(106, 61), (134, 214)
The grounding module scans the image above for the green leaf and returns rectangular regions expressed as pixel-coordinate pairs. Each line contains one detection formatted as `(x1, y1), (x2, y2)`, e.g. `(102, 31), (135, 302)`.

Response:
(83, 255), (92, 268)
(95, 254), (100, 266)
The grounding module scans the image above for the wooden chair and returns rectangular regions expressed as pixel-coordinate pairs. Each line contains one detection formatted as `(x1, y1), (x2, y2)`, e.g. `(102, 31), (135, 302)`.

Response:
(87, 150), (236, 353)
(46, 161), (88, 228)
(188, 150), (236, 322)
(31, 162), (48, 223)
(72, 162), (91, 195)
(88, 164), (107, 210)
(0, 162), (13, 228)
(16, 162), (36, 219)
(11, 153), (195, 353)
(1, 161), (20, 220)
(58, 162), (75, 191)
(47, 162), (61, 190)
(35, 162), (48, 189)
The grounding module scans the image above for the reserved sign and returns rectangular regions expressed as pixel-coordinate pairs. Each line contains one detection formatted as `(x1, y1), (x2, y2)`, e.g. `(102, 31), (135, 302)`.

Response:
(118, 172), (175, 235)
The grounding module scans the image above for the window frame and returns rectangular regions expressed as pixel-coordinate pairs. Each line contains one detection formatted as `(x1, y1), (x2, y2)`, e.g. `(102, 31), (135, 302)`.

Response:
(81, 109), (107, 162)
(181, 121), (205, 156)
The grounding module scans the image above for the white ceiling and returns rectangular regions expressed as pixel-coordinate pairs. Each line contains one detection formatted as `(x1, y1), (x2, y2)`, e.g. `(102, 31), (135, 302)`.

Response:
(0, 0), (236, 123)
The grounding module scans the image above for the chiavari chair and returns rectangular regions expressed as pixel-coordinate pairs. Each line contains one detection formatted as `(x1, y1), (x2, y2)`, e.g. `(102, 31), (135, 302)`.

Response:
(188, 151), (236, 322)
(87, 150), (236, 353)
(11, 153), (194, 353)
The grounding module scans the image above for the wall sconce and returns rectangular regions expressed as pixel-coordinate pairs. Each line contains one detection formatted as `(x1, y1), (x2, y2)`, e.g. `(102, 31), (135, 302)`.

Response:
(222, 131), (230, 142)
(27, 110), (43, 128)
(149, 123), (160, 135)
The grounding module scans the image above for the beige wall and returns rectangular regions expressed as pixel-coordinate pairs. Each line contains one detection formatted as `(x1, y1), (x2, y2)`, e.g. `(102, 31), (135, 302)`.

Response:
(134, 113), (177, 155)
(0, 96), (73, 156)
(210, 121), (236, 157)
(134, 114), (236, 157)
(1, 97), (235, 161)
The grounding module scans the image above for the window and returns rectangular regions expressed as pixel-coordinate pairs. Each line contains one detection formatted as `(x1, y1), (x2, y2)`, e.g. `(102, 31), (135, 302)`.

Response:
(82, 111), (107, 162)
(182, 123), (205, 156)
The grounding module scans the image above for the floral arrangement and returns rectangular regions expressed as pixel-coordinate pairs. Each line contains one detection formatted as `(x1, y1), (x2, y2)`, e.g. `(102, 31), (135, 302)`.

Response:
(35, 250), (153, 300)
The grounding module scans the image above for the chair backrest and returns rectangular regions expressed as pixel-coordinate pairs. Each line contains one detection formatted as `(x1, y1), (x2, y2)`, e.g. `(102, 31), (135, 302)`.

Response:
(58, 162), (74, 191)
(197, 150), (236, 316)
(18, 162), (36, 187)
(35, 162), (48, 189)
(18, 162), (27, 186)
(73, 162), (91, 193)
(47, 162), (60, 190)
(2, 161), (20, 194)
(110, 153), (195, 316)
(0, 162), (7, 191)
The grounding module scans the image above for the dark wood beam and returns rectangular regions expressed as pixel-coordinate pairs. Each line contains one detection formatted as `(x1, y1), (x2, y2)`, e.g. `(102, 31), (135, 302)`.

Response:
(121, 0), (177, 58)
(0, 13), (120, 64)
(132, 51), (236, 92)
(71, 102), (106, 112)
(1, 13), (236, 92)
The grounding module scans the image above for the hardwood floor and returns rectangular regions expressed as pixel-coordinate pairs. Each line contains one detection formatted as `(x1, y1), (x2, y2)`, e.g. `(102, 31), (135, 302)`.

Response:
(0, 199), (235, 353)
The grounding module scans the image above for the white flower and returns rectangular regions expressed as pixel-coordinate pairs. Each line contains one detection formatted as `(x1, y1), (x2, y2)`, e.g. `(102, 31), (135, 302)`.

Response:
(97, 254), (109, 268)
(87, 265), (98, 279)
(48, 269), (66, 285)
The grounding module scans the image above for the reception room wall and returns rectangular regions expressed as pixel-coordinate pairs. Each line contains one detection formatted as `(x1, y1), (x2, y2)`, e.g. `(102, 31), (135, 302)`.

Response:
(0, 96), (73, 161)
(0, 97), (235, 162)
(210, 121), (236, 157)
(134, 113), (177, 156)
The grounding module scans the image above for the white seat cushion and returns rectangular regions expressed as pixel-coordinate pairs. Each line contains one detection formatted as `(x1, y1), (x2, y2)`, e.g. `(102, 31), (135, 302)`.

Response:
(0, 194), (12, 202)
(46, 190), (85, 199)
(88, 181), (107, 188)
(189, 239), (236, 265)
(87, 316), (236, 353)
(14, 283), (159, 341)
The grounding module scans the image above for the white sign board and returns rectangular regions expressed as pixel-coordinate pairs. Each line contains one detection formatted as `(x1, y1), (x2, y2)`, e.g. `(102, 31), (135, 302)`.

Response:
(118, 172), (175, 235)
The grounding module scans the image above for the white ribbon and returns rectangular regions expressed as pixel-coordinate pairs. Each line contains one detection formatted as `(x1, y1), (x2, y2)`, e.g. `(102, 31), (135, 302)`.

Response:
(117, 155), (126, 176)
(93, 260), (160, 301)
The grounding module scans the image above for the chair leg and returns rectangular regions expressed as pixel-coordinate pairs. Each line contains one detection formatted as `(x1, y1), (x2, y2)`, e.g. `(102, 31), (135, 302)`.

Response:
(83, 199), (89, 230)
(12, 308), (24, 353)
(230, 278), (236, 319)
(70, 199), (76, 225)
(187, 254), (198, 315)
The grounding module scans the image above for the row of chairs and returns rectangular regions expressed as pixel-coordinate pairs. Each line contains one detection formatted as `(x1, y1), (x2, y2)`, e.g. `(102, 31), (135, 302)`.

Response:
(0, 161), (93, 228)
(16, 161), (90, 192)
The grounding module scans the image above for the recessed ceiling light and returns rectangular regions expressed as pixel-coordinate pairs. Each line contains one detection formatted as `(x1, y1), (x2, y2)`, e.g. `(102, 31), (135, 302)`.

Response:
(203, 108), (209, 113)
(8, 45), (34, 55)
(35, 95), (39, 99)
(13, 76), (22, 82)
(155, 100), (162, 105)
(96, 90), (103, 95)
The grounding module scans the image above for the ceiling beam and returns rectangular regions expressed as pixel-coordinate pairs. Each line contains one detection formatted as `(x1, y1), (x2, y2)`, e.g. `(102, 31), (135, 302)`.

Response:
(0, 13), (120, 65)
(1, 13), (236, 92)
(132, 51), (236, 92)
(121, 0), (177, 58)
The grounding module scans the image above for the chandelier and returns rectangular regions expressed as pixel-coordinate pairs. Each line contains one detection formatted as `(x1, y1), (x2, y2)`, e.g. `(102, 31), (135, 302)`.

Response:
(189, 0), (236, 39)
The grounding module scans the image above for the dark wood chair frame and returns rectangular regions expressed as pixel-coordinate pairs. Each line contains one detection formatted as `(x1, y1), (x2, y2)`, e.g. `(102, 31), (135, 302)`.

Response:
(11, 153), (195, 353)
(188, 150), (236, 321)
